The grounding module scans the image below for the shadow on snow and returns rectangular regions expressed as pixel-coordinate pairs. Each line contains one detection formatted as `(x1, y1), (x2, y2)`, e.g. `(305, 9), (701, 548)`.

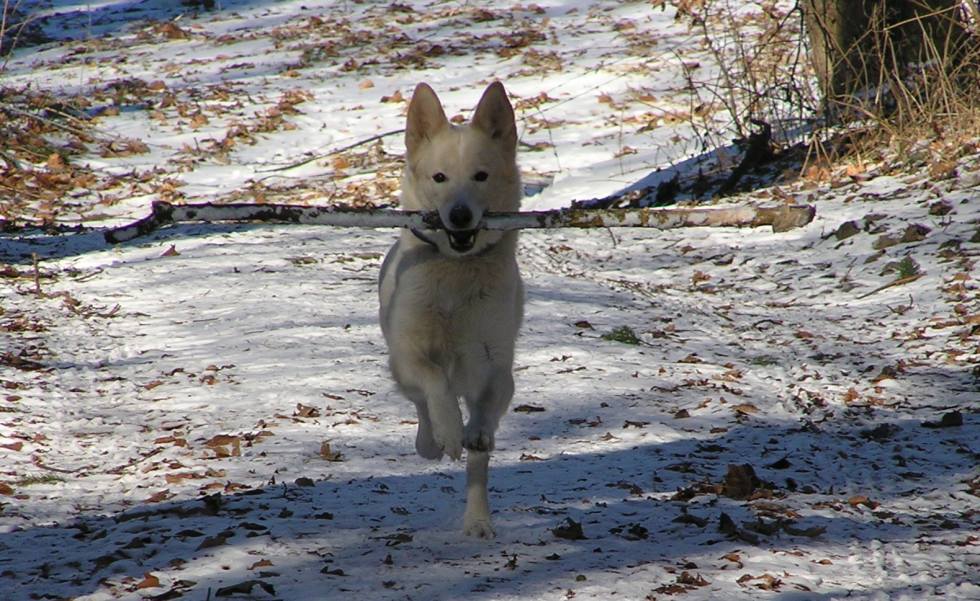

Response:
(0, 408), (975, 600)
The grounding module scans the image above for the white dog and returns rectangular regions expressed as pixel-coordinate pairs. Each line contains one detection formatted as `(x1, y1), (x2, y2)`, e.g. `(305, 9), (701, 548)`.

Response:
(378, 82), (524, 538)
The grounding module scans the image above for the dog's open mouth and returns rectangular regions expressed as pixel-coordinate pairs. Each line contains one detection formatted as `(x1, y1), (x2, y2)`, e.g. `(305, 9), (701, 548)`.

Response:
(447, 229), (477, 252)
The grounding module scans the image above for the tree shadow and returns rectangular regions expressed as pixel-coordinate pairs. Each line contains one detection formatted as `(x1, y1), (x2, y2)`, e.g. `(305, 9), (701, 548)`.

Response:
(21, 0), (308, 50)
(0, 222), (294, 264)
(0, 407), (974, 600)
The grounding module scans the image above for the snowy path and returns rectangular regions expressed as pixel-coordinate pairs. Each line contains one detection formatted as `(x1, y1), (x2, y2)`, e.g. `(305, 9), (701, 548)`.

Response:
(2, 1), (978, 600)
(3, 188), (977, 599)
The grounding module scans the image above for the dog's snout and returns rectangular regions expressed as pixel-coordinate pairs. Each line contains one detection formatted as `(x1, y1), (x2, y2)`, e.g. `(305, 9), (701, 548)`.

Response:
(448, 204), (473, 229)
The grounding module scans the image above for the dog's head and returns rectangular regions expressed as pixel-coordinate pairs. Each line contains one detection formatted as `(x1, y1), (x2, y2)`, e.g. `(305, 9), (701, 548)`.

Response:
(401, 82), (521, 257)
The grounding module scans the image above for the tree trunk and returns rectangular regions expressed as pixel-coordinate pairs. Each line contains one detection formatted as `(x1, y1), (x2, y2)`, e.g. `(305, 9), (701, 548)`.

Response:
(802, 0), (969, 114)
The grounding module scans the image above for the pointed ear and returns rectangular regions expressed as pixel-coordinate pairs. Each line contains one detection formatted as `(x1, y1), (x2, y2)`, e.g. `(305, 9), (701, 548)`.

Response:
(471, 81), (517, 151)
(405, 83), (448, 157)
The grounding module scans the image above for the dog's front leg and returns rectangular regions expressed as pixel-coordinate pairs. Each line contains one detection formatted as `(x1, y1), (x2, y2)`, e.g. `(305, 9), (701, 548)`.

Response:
(395, 356), (464, 461)
(424, 389), (463, 461)
(463, 450), (494, 538)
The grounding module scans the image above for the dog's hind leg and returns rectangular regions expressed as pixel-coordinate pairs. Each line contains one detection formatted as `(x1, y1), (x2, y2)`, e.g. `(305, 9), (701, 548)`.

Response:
(463, 450), (494, 538)
(461, 368), (513, 538)
(463, 368), (514, 453)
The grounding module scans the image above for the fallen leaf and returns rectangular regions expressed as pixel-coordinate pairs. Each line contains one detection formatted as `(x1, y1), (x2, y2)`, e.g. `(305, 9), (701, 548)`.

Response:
(381, 90), (404, 103)
(922, 411), (963, 429)
(204, 434), (241, 457)
(732, 403), (759, 416)
(197, 530), (233, 550)
(165, 472), (205, 484)
(46, 153), (67, 171)
(136, 573), (161, 589)
(723, 464), (759, 499)
(295, 403), (321, 418)
(676, 571), (709, 587)
(737, 573), (782, 590)
(848, 495), (879, 509)
(249, 559), (274, 570)
(145, 490), (173, 503)
(319, 441), (343, 461)
(215, 580), (275, 597)
(552, 517), (587, 540)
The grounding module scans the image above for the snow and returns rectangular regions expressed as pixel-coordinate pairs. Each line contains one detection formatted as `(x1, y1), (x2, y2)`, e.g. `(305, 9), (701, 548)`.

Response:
(1, 1), (978, 600)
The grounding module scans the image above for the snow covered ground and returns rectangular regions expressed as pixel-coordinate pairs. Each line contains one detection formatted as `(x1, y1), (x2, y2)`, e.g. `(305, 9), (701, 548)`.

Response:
(1, 1), (978, 600)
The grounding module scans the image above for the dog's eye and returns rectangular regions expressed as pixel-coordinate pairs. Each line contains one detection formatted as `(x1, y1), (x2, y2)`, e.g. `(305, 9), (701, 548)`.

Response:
(473, 171), (488, 182)
(432, 172), (447, 183)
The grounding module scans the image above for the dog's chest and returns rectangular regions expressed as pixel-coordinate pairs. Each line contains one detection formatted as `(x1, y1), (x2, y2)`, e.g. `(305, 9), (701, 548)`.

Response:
(425, 264), (493, 318)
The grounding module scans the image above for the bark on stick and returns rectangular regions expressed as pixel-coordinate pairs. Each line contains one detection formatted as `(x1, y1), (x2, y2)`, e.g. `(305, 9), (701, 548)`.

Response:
(103, 201), (815, 244)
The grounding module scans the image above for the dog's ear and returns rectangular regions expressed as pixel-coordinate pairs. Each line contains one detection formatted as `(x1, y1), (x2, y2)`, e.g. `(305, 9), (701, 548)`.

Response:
(471, 81), (517, 152)
(405, 83), (448, 156)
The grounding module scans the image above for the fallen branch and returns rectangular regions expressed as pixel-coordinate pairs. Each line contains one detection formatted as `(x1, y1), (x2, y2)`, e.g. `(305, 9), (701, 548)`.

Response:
(256, 128), (405, 173)
(103, 201), (815, 244)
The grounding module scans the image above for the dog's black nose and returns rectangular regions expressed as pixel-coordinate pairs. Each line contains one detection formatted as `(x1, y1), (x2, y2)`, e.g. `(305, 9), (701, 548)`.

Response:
(448, 204), (473, 228)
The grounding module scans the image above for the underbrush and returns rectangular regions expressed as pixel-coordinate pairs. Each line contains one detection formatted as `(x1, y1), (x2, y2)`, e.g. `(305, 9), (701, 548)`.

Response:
(673, 0), (980, 191)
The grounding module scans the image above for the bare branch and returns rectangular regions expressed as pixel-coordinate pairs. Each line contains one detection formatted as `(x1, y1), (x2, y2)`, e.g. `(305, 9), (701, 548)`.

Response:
(103, 201), (815, 244)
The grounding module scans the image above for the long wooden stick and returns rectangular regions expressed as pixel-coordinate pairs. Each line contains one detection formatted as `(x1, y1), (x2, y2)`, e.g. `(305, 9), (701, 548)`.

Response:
(102, 201), (815, 244)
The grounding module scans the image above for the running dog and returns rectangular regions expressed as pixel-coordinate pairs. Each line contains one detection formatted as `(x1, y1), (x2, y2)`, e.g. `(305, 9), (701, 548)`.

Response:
(378, 82), (523, 538)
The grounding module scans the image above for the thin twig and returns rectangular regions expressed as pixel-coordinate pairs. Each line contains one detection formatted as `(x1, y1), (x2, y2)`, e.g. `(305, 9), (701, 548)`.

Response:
(0, 102), (96, 140)
(256, 128), (405, 173)
(857, 274), (924, 299)
(0, 148), (22, 171)
(31, 252), (41, 295)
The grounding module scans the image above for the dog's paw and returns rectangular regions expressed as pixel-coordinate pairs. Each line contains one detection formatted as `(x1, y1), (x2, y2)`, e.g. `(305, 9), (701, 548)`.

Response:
(415, 426), (444, 460)
(463, 424), (494, 453)
(432, 424), (463, 461)
(463, 514), (495, 539)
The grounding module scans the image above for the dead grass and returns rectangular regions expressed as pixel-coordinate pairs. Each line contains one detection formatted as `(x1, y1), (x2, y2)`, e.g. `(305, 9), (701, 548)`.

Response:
(676, 0), (980, 183)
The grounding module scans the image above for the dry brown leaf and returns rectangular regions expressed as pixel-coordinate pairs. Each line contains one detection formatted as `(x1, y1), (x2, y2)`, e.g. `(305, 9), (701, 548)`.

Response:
(249, 559), (274, 570)
(319, 441), (343, 461)
(848, 495), (879, 509)
(381, 90), (404, 103)
(295, 403), (321, 418)
(165, 472), (204, 484)
(136, 573), (161, 589)
(189, 113), (209, 129)
(46, 153), (66, 171)
(145, 490), (173, 503)
(205, 434), (241, 457)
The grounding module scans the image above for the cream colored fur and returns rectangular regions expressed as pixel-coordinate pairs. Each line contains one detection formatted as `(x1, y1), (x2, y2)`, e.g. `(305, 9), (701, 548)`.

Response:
(378, 82), (524, 538)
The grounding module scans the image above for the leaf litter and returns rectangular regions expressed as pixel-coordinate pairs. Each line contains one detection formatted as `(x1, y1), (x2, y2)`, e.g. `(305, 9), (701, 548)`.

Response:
(0, 1), (978, 601)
